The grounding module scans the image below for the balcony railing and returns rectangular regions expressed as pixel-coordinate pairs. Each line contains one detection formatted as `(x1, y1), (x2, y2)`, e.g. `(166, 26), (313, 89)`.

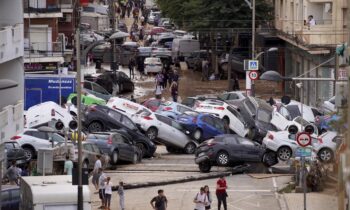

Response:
(0, 101), (24, 144)
(0, 24), (24, 63)
(24, 41), (64, 58)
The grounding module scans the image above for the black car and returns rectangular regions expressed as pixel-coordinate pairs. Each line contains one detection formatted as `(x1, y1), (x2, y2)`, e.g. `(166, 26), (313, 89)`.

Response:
(82, 105), (156, 157)
(1, 185), (20, 210)
(5, 141), (27, 168)
(186, 50), (208, 71)
(235, 97), (277, 142)
(194, 134), (277, 173)
(85, 71), (134, 95)
(86, 132), (141, 164)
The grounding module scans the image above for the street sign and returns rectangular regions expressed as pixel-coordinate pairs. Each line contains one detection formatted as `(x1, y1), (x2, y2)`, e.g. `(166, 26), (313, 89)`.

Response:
(248, 60), (259, 71)
(295, 147), (312, 157)
(248, 71), (259, 80)
(296, 132), (312, 147)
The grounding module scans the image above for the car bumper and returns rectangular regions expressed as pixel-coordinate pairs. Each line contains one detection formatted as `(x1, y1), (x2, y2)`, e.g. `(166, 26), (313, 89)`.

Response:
(262, 138), (279, 152)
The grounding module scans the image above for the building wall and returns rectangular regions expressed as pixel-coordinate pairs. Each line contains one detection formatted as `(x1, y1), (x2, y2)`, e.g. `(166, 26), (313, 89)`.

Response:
(24, 18), (59, 42)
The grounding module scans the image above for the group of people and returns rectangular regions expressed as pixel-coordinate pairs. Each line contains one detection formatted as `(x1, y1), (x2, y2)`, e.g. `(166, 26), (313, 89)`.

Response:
(155, 70), (179, 102)
(91, 155), (125, 210)
(3, 160), (30, 185)
(149, 176), (228, 210)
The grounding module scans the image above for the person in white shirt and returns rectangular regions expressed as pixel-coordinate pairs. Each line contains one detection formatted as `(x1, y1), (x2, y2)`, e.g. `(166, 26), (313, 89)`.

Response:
(194, 187), (209, 210)
(308, 15), (316, 26)
(104, 177), (113, 210)
(64, 155), (73, 175)
(92, 155), (102, 190)
(98, 168), (107, 209)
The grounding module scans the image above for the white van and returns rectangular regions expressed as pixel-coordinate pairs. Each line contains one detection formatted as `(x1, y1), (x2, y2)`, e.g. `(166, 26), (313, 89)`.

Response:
(20, 175), (91, 210)
(171, 38), (200, 62)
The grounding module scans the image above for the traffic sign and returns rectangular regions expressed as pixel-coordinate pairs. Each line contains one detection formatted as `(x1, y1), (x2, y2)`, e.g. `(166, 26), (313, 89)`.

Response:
(248, 71), (259, 80)
(248, 60), (259, 71)
(296, 132), (312, 147)
(295, 147), (312, 157)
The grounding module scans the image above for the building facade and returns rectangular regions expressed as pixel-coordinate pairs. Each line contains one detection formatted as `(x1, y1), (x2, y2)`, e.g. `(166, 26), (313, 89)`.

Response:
(275, 0), (348, 106)
(0, 0), (25, 165)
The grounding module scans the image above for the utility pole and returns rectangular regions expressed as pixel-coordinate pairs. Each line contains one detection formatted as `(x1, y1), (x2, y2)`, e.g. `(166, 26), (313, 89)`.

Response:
(251, 0), (256, 96)
(109, 0), (117, 74)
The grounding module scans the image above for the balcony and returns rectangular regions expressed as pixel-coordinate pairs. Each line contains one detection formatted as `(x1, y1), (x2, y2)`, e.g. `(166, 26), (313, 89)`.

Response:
(24, 41), (64, 63)
(23, 0), (63, 18)
(0, 101), (24, 143)
(0, 24), (24, 64)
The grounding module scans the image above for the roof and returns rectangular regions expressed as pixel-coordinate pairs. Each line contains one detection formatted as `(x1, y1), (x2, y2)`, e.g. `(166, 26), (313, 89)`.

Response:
(21, 175), (91, 204)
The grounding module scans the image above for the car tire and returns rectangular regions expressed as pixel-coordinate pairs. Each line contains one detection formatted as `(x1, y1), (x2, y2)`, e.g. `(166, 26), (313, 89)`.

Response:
(146, 127), (158, 140)
(262, 151), (278, 167)
(82, 160), (89, 169)
(136, 143), (146, 158)
(198, 161), (212, 173)
(88, 121), (103, 132)
(216, 151), (229, 166)
(277, 146), (292, 161)
(112, 84), (120, 96)
(184, 142), (196, 154)
(318, 148), (334, 163)
(111, 150), (119, 165)
(23, 146), (35, 161)
(193, 129), (202, 141)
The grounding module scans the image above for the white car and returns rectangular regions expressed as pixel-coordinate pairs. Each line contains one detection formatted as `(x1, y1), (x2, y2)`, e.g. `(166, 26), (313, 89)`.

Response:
(194, 99), (248, 137)
(144, 57), (163, 74)
(321, 96), (336, 114)
(218, 91), (246, 102)
(262, 130), (337, 162)
(275, 100), (321, 123)
(132, 108), (197, 154)
(12, 128), (65, 160)
(106, 97), (147, 119)
(25, 101), (75, 129)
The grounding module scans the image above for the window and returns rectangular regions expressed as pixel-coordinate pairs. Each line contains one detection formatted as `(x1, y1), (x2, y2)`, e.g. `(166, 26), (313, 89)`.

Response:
(108, 110), (122, 121)
(136, 109), (152, 117)
(224, 136), (238, 144)
(121, 116), (137, 130)
(217, 94), (228, 101)
(177, 105), (192, 114)
(121, 136), (131, 144)
(227, 106), (245, 123)
(31, 131), (47, 139)
(92, 144), (101, 153)
(113, 134), (124, 144)
(286, 105), (301, 119)
(279, 106), (291, 120)
(212, 117), (225, 131)
(93, 83), (109, 94)
(171, 120), (183, 130)
(148, 100), (161, 107)
(228, 94), (239, 100)
(5, 143), (14, 150)
(83, 82), (92, 90)
(52, 133), (64, 142)
(257, 109), (272, 123)
(202, 116), (215, 126)
(83, 143), (93, 152)
(155, 114), (172, 125)
(244, 100), (256, 116)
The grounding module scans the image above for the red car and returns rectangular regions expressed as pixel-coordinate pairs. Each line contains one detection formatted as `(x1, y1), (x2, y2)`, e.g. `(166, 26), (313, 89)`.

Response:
(142, 98), (162, 112)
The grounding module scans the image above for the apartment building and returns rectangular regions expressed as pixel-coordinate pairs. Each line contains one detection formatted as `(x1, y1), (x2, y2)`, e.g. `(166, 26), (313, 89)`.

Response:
(0, 0), (25, 159)
(275, 0), (348, 106)
(23, 0), (76, 72)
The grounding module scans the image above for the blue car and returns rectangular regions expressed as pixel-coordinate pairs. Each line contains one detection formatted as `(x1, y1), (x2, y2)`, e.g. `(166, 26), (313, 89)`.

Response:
(156, 101), (194, 119)
(1, 185), (20, 210)
(177, 111), (227, 142)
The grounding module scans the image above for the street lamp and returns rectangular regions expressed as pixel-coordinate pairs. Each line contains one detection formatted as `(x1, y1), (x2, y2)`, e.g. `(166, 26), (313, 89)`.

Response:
(255, 47), (278, 60)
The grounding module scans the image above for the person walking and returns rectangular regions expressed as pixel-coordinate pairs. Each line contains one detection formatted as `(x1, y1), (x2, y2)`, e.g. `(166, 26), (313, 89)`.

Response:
(202, 58), (209, 81)
(92, 155), (102, 190)
(98, 168), (107, 209)
(194, 187), (209, 210)
(170, 81), (178, 102)
(150, 189), (168, 210)
(5, 160), (20, 185)
(104, 177), (113, 210)
(155, 82), (163, 99)
(162, 70), (168, 89)
(63, 155), (73, 175)
(128, 57), (135, 79)
(118, 181), (125, 210)
(216, 176), (228, 210)
(204, 185), (213, 210)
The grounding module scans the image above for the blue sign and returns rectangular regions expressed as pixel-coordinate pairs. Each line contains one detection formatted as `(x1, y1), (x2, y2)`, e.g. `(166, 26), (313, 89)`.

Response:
(248, 60), (259, 70)
(295, 147), (312, 157)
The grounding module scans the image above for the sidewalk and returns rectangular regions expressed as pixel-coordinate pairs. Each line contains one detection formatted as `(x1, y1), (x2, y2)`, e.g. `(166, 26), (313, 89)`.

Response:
(283, 192), (337, 210)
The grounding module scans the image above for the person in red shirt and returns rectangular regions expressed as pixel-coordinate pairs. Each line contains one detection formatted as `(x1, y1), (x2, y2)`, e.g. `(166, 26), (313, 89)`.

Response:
(216, 176), (227, 210)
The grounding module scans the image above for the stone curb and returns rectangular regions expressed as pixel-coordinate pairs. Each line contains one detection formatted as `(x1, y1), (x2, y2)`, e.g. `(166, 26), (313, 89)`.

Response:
(111, 171), (232, 191)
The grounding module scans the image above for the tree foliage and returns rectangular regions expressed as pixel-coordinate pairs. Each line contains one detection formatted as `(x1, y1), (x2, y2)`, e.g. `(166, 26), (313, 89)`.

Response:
(156, 0), (273, 31)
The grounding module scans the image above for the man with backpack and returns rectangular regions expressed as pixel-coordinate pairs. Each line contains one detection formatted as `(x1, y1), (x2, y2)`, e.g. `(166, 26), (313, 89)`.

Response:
(150, 189), (168, 210)
(194, 187), (209, 210)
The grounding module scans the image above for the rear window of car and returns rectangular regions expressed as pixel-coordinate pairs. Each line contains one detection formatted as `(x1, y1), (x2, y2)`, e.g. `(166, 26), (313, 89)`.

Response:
(136, 108), (152, 117)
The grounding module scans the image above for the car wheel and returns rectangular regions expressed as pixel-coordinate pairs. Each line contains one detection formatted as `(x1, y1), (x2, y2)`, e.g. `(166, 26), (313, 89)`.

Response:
(88, 121), (103, 132)
(277, 146), (292, 161)
(198, 161), (212, 173)
(82, 160), (89, 169)
(184, 142), (196, 154)
(136, 143), (146, 157)
(146, 127), (158, 140)
(262, 151), (278, 167)
(132, 153), (138, 164)
(111, 150), (119, 165)
(216, 151), (229, 166)
(23, 147), (35, 161)
(112, 84), (120, 96)
(318, 148), (333, 163)
(193, 129), (202, 141)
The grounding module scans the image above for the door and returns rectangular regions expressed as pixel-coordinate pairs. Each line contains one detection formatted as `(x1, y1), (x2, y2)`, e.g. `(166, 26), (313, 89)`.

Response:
(113, 133), (128, 160)
(29, 26), (50, 52)
(237, 137), (261, 161)
(227, 106), (247, 137)
(31, 131), (50, 149)
(83, 143), (95, 168)
(107, 110), (122, 129)
(154, 114), (173, 144)
(271, 105), (292, 131)
(120, 135), (135, 161)
(200, 116), (217, 138)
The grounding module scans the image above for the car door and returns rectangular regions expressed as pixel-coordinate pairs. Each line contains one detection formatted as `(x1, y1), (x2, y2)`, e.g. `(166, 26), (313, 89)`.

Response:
(212, 117), (226, 134)
(31, 131), (50, 149)
(120, 134), (135, 161)
(200, 115), (218, 137)
(177, 104), (192, 115)
(237, 137), (262, 161)
(83, 143), (95, 168)
(271, 105), (292, 131)
(113, 133), (127, 160)
(224, 137), (242, 161)
(154, 114), (173, 144)
(227, 106), (247, 137)
(107, 109), (123, 129)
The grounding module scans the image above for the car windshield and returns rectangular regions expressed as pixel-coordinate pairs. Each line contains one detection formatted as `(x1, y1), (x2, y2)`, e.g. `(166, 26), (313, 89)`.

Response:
(257, 109), (272, 123)
(286, 105), (301, 119)
(293, 116), (310, 126)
